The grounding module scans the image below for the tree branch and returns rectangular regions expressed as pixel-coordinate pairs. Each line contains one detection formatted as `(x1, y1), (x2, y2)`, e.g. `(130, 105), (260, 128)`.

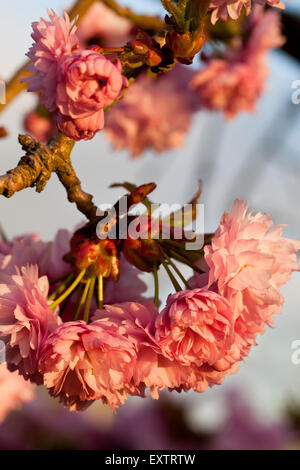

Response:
(0, 132), (98, 221)
(101, 0), (163, 32)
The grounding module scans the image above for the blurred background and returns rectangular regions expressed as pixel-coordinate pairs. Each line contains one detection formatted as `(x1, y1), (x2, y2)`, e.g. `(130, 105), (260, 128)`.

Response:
(0, 0), (300, 450)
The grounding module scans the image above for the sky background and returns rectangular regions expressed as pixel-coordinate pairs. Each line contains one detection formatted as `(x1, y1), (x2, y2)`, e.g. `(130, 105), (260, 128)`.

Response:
(0, 0), (300, 429)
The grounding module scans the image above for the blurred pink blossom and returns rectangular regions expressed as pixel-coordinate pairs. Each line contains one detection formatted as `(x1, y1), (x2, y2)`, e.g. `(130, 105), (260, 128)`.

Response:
(0, 364), (35, 423)
(76, 2), (133, 47)
(210, 0), (286, 24)
(191, 9), (284, 118)
(105, 67), (199, 157)
(0, 230), (71, 282)
(103, 254), (148, 304)
(24, 110), (57, 144)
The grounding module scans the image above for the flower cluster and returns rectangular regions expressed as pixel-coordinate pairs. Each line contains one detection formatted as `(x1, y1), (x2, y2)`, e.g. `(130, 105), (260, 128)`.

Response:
(105, 66), (199, 157)
(0, 197), (298, 411)
(191, 7), (285, 118)
(22, 6), (286, 154)
(24, 10), (128, 141)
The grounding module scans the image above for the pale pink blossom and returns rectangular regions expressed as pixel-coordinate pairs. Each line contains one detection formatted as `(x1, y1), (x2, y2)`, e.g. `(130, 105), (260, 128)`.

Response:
(76, 2), (133, 48)
(0, 265), (61, 379)
(24, 10), (79, 112)
(0, 363), (35, 422)
(24, 110), (57, 144)
(211, 0), (252, 24)
(56, 50), (128, 119)
(105, 66), (199, 157)
(92, 302), (190, 398)
(39, 320), (137, 411)
(93, 302), (238, 399)
(210, 0), (286, 24)
(155, 289), (234, 367)
(204, 199), (300, 356)
(191, 9), (284, 119)
(57, 110), (104, 141)
(0, 230), (71, 283)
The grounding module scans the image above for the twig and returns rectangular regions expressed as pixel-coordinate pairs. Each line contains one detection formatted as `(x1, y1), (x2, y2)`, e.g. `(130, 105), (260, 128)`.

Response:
(101, 0), (163, 32)
(0, 131), (99, 222)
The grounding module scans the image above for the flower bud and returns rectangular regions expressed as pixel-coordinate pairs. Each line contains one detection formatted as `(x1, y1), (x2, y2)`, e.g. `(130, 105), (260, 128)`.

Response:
(75, 243), (100, 271)
(95, 240), (120, 281)
(131, 40), (149, 55)
(166, 29), (205, 65)
(123, 237), (162, 273)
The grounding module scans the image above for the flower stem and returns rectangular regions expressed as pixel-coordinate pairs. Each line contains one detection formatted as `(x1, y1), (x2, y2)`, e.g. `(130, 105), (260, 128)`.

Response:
(163, 252), (191, 289)
(153, 265), (159, 307)
(162, 259), (182, 293)
(83, 276), (96, 323)
(49, 269), (86, 310)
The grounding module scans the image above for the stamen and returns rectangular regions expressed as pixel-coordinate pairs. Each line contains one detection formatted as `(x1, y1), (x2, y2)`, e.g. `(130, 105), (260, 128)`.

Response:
(49, 269), (86, 310)
(83, 277), (96, 324)
(98, 275), (103, 310)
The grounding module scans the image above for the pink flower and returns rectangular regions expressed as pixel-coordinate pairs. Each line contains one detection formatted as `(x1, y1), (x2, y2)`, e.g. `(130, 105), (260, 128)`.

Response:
(210, 0), (252, 24)
(105, 66), (199, 157)
(0, 230), (71, 282)
(0, 363), (35, 422)
(93, 302), (237, 399)
(191, 9), (284, 119)
(24, 110), (57, 144)
(77, 2), (133, 48)
(0, 265), (61, 379)
(210, 0), (286, 24)
(57, 110), (104, 141)
(39, 320), (137, 411)
(92, 302), (192, 398)
(24, 10), (79, 112)
(155, 289), (234, 367)
(204, 199), (300, 356)
(56, 50), (128, 119)
(191, 59), (265, 119)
